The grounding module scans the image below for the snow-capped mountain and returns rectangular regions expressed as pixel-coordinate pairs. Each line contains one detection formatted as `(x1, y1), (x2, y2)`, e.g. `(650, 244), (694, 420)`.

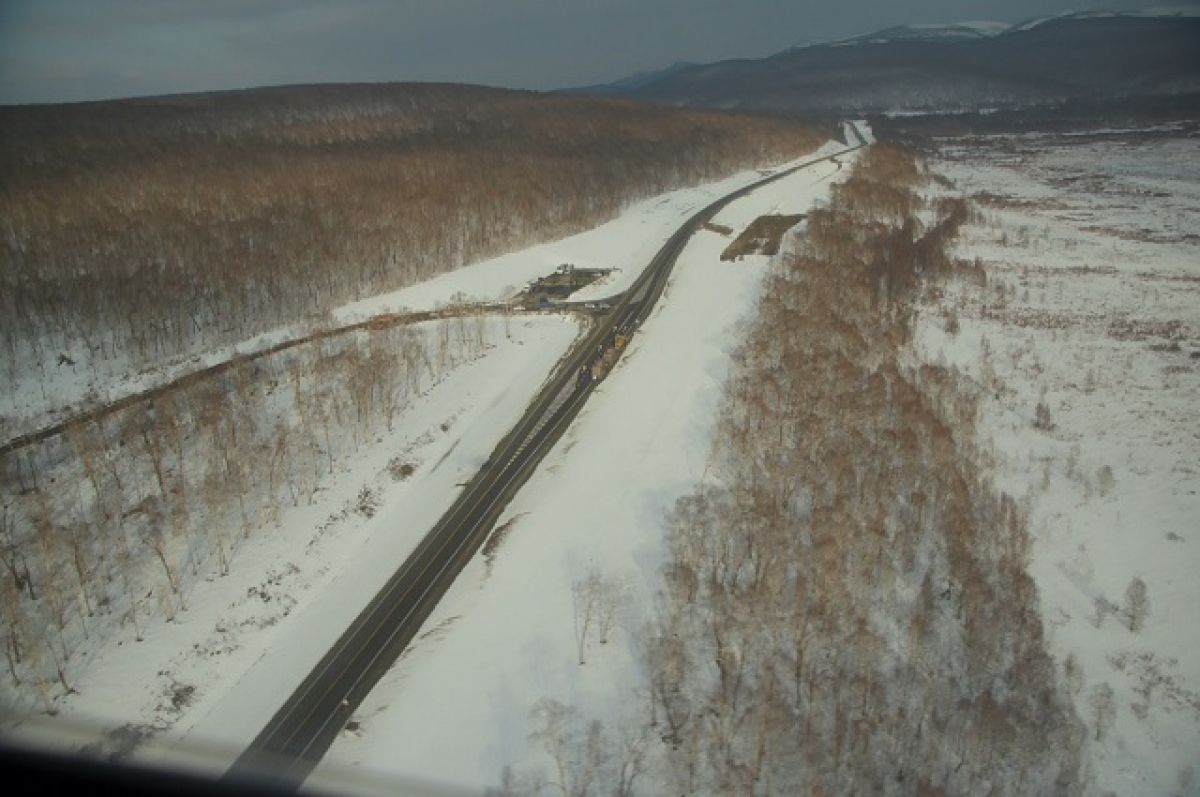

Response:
(1010, 4), (1200, 32)
(820, 20), (1010, 47)
(575, 8), (1200, 115)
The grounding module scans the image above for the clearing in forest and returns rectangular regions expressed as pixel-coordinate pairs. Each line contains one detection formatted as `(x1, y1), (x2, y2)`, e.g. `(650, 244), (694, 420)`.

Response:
(720, 213), (805, 260)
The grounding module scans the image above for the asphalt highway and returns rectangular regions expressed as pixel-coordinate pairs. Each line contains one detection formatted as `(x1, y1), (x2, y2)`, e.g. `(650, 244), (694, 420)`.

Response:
(225, 129), (866, 791)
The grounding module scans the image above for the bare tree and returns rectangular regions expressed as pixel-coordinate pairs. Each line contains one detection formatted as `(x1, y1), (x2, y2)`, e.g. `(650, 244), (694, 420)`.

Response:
(158, 397), (187, 499)
(573, 571), (600, 666)
(613, 724), (649, 797)
(595, 578), (621, 646)
(116, 526), (144, 642)
(30, 490), (72, 671)
(643, 617), (691, 746)
(364, 344), (401, 433)
(529, 699), (581, 795)
(1089, 683), (1116, 742)
(400, 328), (428, 397)
(143, 511), (180, 605)
(344, 347), (373, 449)
(572, 568), (622, 664)
(1062, 653), (1083, 697)
(436, 322), (453, 377)
(202, 452), (230, 577)
(20, 624), (58, 715)
(139, 404), (169, 498)
(0, 502), (34, 600)
(1123, 576), (1149, 632)
(64, 419), (107, 521)
(65, 522), (96, 621)
(1, 579), (25, 687)
(266, 422), (289, 526)
(527, 698), (617, 797)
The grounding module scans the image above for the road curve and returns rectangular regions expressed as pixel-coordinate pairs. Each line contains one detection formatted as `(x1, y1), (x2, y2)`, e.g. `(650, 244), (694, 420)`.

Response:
(224, 129), (867, 790)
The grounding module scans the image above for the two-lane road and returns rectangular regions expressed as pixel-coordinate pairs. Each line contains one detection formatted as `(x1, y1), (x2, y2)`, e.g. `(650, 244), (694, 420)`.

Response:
(226, 129), (866, 790)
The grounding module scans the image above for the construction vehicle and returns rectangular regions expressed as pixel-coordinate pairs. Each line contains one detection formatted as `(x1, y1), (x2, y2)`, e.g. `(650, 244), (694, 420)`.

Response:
(586, 333), (628, 382)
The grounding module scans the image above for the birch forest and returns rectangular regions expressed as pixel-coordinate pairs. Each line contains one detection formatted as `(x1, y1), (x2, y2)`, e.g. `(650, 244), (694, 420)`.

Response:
(1, 83), (818, 414)
(510, 146), (1086, 796)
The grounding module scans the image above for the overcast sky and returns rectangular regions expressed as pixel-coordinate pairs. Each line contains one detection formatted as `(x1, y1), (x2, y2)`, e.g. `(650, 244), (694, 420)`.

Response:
(0, 0), (1178, 104)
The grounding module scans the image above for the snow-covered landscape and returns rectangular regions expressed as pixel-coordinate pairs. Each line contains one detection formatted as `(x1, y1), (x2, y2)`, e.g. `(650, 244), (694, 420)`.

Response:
(0, 140), (847, 771)
(0, 143), (840, 446)
(5, 110), (1198, 795)
(310, 139), (851, 794)
(309, 122), (1199, 795)
(918, 126), (1200, 794)
(3, 3), (1199, 795)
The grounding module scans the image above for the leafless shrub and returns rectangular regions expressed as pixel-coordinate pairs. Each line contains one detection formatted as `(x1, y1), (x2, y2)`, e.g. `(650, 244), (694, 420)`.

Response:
(1106, 318), (1187, 342)
(388, 458), (416, 481)
(354, 486), (380, 519)
(169, 681), (195, 712)
(80, 722), (157, 762)
(1148, 341), (1181, 353)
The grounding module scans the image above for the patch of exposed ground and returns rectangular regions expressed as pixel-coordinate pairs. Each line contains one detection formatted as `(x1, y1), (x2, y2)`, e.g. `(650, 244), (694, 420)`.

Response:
(720, 214), (805, 260)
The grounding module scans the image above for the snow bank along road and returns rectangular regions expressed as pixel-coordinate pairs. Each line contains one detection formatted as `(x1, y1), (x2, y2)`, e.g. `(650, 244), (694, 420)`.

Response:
(225, 126), (869, 789)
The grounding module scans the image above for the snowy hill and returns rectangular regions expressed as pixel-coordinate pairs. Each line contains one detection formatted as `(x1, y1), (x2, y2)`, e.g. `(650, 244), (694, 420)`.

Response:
(826, 20), (1010, 46)
(1011, 4), (1200, 32)
(576, 11), (1200, 114)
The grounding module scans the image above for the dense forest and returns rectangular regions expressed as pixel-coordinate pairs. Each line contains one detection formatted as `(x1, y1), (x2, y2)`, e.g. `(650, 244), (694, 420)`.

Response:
(0, 83), (819, 429)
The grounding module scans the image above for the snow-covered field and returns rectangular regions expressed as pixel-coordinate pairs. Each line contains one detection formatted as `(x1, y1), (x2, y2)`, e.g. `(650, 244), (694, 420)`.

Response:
(916, 129), (1200, 795)
(311, 147), (852, 793)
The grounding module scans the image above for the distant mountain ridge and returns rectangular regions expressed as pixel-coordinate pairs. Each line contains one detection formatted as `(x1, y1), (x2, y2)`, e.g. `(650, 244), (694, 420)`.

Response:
(575, 8), (1200, 115)
(816, 20), (1011, 47)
